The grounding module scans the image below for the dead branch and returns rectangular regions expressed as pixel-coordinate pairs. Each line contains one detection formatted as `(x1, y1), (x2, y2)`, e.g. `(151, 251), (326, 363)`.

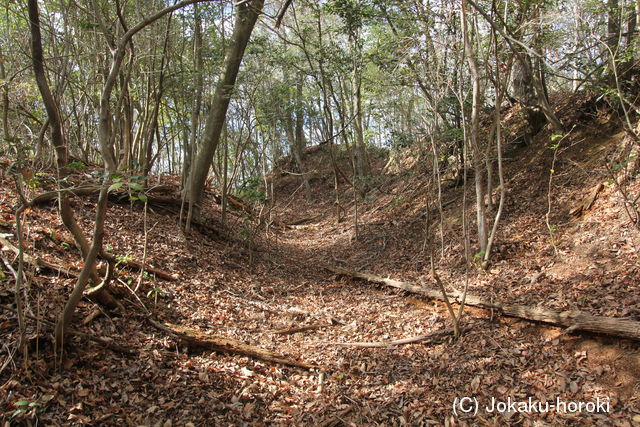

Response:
(147, 318), (318, 369)
(331, 330), (452, 348)
(105, 254), (178, 281)
(325, 265), (640, 341)
(0, 234), (176, 282)
(272, 323), (334, 335)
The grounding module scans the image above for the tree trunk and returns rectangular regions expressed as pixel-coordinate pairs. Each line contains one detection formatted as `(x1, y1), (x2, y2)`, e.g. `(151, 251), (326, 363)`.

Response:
(462, 0), (488, 254)
(49, 0), (211, 351)
(353, 65), (370, 180)
(54, 182), (110, 349)
(0, 47), (9, 143)
(294, 75), (312, 200)
(283, 75), (312, 200)
(142, 14), (172, 177)
(186, 0), (264, 214)
(183, 4), (204, 190)
(608, 0), (621, 55)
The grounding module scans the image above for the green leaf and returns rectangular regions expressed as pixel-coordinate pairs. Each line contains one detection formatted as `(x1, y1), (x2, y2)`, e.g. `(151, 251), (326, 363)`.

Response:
(138, 194), (148, 203)
(69, 161), (85, 169)
(128, 182), (144, 191)
(108, 182), (123, 193)
(14, 400), (30, 406)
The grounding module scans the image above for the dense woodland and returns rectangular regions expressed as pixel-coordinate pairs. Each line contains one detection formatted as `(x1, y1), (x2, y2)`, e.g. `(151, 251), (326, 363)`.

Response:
(1, 0), (640, 424)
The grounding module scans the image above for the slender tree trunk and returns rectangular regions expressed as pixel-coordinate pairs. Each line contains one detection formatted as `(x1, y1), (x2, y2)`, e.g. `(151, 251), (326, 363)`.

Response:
(52, 0), (210, 351)
(119, 82), (134, 169)
(462, 0), (487, 254)
(353, 64), (369, 180)
(636, 0), (640, 57)
(294, 75), (312, 200)
(142, 13), (173, 177)
(183, 4), (203, 190)
(608, 0), (621, 55)
(0, 48), (9, 143)
(54, 182), (110, 350)
(186, 0), (264, 220)
(221, 127), (228, 225)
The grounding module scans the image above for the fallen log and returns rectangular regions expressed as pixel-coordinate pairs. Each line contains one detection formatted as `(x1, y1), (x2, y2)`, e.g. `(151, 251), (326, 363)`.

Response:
(212, 193), (256, 217)
(147, 319), (318, 369)
(325, 265), (640, 341)
(31, 187), (184, 211)
(30, 184), (180, 206)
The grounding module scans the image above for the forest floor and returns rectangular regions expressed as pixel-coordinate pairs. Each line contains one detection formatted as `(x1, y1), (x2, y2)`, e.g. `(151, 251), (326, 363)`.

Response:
(1, 93), (640, 425)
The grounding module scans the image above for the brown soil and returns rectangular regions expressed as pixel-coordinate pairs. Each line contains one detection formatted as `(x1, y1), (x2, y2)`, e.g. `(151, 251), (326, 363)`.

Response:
(1, 91), (639, 425)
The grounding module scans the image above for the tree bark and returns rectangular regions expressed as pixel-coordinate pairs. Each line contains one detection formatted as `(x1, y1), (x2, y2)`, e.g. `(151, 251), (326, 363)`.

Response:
(294, 75), (312, 200)
(462, 0), (488, 254)
(182, 4), (204, 191)
(186, 0), (264, 214)
(0, 47), (9, 143)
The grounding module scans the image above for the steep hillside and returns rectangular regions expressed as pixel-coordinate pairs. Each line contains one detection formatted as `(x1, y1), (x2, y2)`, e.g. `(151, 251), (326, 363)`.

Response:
(273, 91), (640, 319)
(1, 91), (639, 425)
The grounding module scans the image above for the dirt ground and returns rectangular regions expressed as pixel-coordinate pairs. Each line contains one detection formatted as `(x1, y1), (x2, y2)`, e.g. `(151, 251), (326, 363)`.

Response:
(1, 94), (640, 425)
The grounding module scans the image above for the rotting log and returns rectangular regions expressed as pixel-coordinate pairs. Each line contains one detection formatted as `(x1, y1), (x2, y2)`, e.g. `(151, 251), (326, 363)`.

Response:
(147, 319), (318, 369)
(30, 185), (177, 205)
(325, 265), (640, 341)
